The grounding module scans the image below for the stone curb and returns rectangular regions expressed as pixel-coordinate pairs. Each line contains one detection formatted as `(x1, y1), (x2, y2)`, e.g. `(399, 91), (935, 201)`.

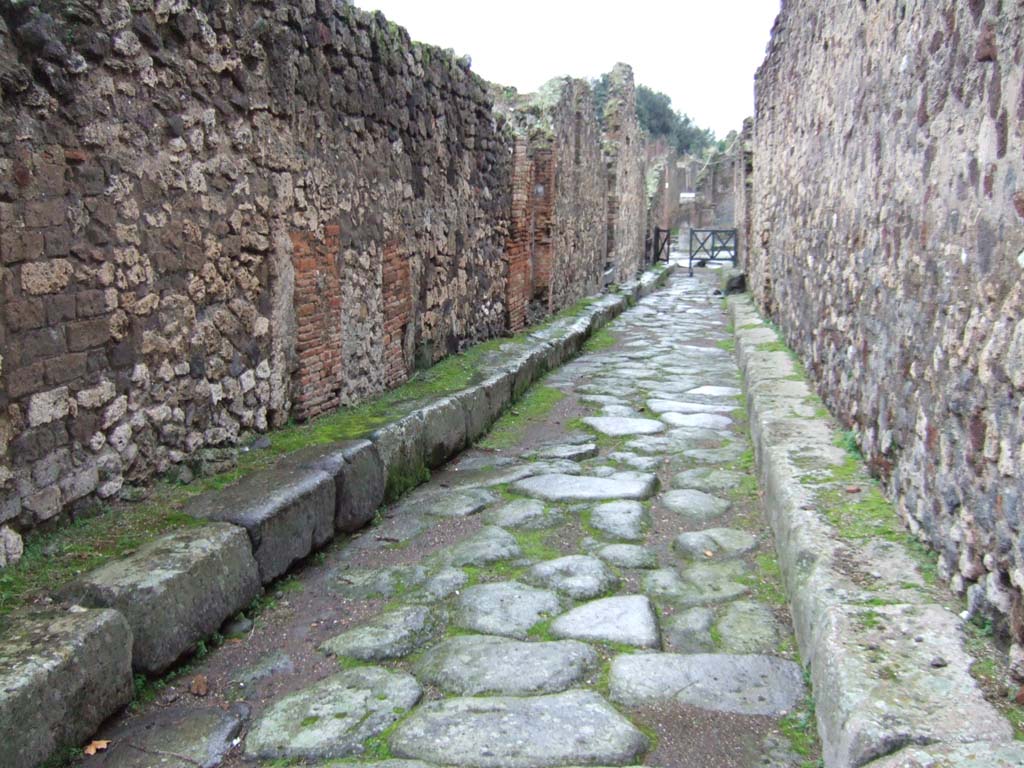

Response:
(729, 295), (1024, 768)
(1, 263), (675, 768)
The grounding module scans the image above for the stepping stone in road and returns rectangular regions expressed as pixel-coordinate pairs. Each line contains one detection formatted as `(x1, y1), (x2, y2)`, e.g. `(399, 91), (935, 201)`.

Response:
(443, 526), (521, 567)
(512, 472), (658, 502)
(244, 667), (421, 761)
(534, 442), (599, 461)
(672, 467), (744, 493)
(717, 601), (782, 655)
(85, 704), (247, 768)
(662, 607), (717, 653)
(524, 555), (619, 600)
(582, 416), (666, 436)
(319, 605), (442, 661)
(483, 499), (562, 530)
(455, 582), (562, 639)
(597, 544), (658, 569)
(551, 594), (660, 649)
(392, 486), (495, 518)
(414, 635), (599, 695)
(662, 489), (731, 522)
(674, 528), (757, 560)
(660, 412), (733, 430)
(389, 690), (649, 768)
(589, 500), (649, 541)
(609, 653), (804, 716)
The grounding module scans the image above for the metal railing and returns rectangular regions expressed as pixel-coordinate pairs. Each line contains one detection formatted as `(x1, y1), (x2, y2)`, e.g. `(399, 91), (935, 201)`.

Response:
(688, 228), (737, 276)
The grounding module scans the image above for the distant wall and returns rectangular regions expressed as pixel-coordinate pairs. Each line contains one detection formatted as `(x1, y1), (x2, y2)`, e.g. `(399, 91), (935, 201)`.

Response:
(748, 0), (1024, 645)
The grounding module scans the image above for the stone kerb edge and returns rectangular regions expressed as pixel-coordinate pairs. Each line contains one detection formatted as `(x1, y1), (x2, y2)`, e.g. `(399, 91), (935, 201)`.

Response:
(5, 263), (674, 768)
(728, 294), (1020, 768)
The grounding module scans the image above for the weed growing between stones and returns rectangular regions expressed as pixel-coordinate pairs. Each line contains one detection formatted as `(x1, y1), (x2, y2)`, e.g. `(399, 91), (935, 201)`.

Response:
(779, 667), (823, 768)
(582, 327), (619, 353)
(963, 619), (1024, 740)
(478, 384), (565, 450)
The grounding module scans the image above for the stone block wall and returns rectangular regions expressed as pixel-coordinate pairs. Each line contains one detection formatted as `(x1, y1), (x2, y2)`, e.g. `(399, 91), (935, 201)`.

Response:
(732, 118), (753, 270)
(748, 0), (1024, 646)
(0, 2), (657, 554)
(0, 0), (511, 548)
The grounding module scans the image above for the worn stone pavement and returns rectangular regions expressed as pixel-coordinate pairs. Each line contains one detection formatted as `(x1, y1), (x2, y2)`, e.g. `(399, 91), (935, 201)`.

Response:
(78, 269), (816, 768)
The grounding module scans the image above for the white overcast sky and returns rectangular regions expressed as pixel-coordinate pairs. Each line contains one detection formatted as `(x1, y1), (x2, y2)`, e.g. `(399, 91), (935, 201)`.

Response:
(354, 0), (781, 138)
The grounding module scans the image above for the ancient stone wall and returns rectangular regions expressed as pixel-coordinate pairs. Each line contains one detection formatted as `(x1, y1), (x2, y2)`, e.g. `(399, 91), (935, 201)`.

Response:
(748, 0), (1024, 647)
(0, 0), (511, 548)
(732, 118), (754, 270)
(496, 77), (609, 320)
(603, 64), (647, 285)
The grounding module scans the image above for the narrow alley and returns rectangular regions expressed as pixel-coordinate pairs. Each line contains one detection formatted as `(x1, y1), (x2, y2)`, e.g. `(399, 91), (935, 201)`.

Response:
(78, 268), (814, 768)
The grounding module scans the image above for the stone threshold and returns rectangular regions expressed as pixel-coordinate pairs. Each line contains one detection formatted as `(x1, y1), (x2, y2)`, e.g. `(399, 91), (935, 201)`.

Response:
(0, 263), (676, 768)
(730, 294), (1024, 768)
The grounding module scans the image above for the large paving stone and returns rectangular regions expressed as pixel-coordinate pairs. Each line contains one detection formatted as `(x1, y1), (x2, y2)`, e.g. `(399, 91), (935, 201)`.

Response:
(85, 705), (248, 768)
(609, 653), (804, 716)
(389, 690), (649, 768)
(662, 607), (717, 653)
(862, 742), (1024, 768)
(672, 467), (744, 493)
(643, 565), (749, 606)
(551, 595), (660, 648)
(63, 524), (260, 674)
(717, 601), (782, 654)
(277, 440), (384, 533)
(646, 399), (735, 415)
(186, 464), (334, 583)
(674, 528), (757, 560)
(455, 581), (562, 638)
(512, 472), (658, 502)
(661, 412), (733, 430)
(661, 488), (731, 521)
(582, 416), (666, 436)
(525, 555), (619, 599)
(535, 442), (599, 461)
(244, 667), (421, 761)
(597, 544), (658, 569)
(0, 609), (133, 768)
(319, 605), (442, 661)
(687, 385), (741, 397)
(589, 500), (648, 541)
(332, 564), (429, 599)
(394, 486), (495, 519)
(414, 635), (598, 695)
(444, 526), (521, 566)
(483, 499), (562, 530)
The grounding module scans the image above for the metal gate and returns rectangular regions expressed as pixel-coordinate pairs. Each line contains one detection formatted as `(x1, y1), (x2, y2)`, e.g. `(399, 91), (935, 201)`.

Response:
(688, 229), (737, 276)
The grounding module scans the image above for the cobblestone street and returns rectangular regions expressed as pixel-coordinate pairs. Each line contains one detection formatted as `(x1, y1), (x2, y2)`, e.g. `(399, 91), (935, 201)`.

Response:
(78, 269), (815, 768)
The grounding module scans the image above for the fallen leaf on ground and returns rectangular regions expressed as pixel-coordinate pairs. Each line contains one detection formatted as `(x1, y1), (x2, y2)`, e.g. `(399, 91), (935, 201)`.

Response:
(83, 740), (111, 756)
(190, 674), (209, 697)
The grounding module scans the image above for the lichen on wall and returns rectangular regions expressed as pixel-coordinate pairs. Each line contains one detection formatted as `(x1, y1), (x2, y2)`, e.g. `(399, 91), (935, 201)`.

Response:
(748, 0), (1024, 651)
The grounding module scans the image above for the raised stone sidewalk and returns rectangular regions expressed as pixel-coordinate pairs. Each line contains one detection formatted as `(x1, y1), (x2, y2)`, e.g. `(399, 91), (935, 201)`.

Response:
(731, 295), (1024, 768)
